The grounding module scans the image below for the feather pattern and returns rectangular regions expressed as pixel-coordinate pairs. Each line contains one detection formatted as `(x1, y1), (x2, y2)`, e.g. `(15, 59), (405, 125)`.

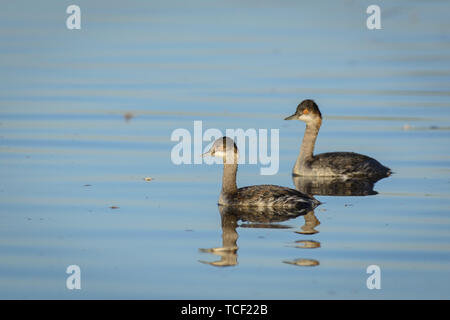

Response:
(219, 184), (320, 210)
(308, 152), (391, 178)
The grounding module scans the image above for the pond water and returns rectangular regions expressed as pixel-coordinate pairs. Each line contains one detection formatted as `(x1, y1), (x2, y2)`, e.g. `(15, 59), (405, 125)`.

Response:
(0, 0), (449, 299)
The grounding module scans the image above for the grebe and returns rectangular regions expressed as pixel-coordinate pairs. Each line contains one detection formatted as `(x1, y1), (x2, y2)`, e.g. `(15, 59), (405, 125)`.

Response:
(202, 137), (320, 210)
(285, 99), (391, 179)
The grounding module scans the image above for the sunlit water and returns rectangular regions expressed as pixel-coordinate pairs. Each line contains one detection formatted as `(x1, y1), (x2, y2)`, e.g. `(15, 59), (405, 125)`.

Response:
(1, 0), (450, 299)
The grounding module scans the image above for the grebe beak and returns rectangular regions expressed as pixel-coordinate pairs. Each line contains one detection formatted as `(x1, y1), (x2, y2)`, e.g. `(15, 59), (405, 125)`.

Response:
(284, 113), (297, 120)
(201, 150), (211, 158)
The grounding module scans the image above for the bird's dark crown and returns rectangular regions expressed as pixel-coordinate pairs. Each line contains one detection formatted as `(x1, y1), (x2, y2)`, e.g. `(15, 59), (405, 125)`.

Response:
(296, 99), (322, 118)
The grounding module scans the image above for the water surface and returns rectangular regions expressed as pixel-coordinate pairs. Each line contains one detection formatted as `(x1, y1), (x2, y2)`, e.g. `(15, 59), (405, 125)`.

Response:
(0, 0), (450, 299)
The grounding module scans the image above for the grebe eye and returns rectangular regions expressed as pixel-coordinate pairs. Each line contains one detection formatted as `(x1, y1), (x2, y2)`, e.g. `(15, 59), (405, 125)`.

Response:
(303, 109), (309, 115)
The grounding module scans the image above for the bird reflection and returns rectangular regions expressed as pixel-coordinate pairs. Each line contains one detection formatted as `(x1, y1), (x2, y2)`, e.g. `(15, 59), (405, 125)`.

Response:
(295, 210), (320, 235)
(199, 209), (239, 267)
(293, 240), (321, 249)
(199, 205), (311, 267)
(199, 173), (384, 267)
(283, 258), (320, 267)
(293, 175), (383, 196)
(283, 174), (389, 267)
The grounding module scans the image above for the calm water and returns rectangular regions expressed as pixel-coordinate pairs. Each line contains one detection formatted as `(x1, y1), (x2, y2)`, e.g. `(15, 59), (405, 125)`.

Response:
(1, 0), (450, 299)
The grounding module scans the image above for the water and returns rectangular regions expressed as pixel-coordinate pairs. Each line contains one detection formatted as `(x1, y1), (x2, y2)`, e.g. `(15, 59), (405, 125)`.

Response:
(1, 0), (450, 299)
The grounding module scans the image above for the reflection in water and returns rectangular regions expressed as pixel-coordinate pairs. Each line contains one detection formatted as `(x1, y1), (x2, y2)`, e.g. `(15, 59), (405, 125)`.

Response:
(295, 210), (321, 235)
(283, 258), (320, 267)
(240, 223), (292, 229)
(293, 175), (385, 196)
(226, 205), (311, 223)
(287, 172), (390, 268)
(199, 205), (311, 267)
(199, 172), (386, 267)
(199, 212), (239, 267)
(293, 240), (321, 249)
(199, 173), (387, 267)
(290, 211), (321, 267)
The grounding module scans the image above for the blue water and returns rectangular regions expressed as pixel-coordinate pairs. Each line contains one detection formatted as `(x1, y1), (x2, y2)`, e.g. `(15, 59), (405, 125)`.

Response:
(1, 0), (450, 299)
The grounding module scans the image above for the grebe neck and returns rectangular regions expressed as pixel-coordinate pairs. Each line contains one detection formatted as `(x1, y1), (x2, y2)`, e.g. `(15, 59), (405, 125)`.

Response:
(294, 120), (321, 173)
(222, 163), (238, 194)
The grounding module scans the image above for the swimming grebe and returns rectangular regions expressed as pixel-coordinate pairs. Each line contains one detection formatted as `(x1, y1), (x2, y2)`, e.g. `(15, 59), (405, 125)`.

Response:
(285, 99), (391, 179)
(202, 137), (320, 210)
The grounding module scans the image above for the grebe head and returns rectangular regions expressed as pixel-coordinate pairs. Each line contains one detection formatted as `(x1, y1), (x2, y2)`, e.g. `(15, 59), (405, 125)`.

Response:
(285, 99), (322, 124)
(202, 137), (239, 163)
